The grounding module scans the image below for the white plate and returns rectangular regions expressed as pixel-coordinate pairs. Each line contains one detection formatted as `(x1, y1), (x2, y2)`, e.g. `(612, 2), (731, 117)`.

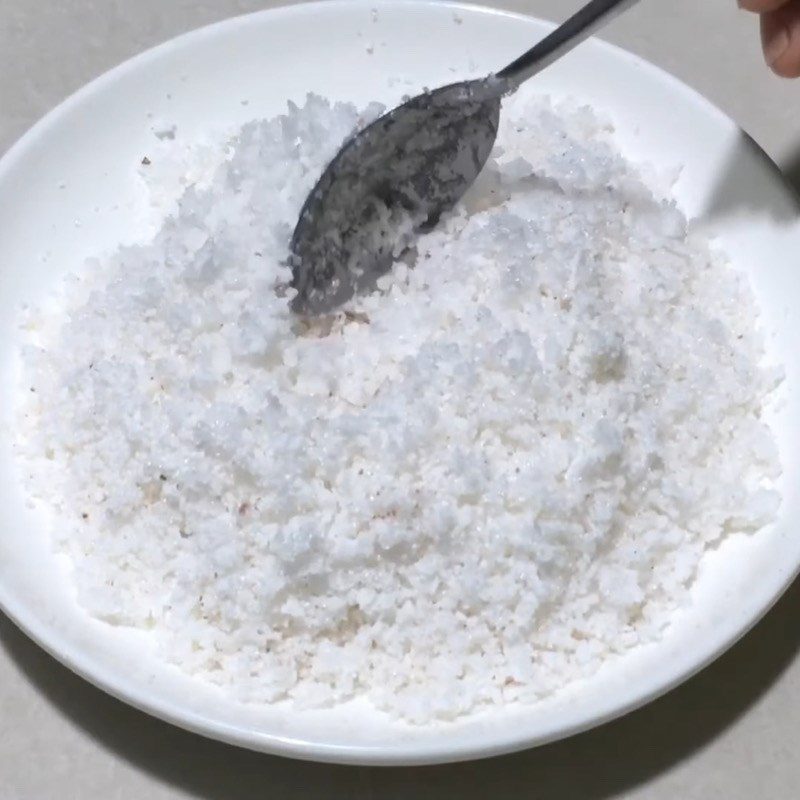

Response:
(1, 0), (799, 767)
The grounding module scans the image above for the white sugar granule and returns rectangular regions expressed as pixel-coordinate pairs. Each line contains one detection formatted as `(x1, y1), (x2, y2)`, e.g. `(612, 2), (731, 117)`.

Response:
(15, 94), (782, 722)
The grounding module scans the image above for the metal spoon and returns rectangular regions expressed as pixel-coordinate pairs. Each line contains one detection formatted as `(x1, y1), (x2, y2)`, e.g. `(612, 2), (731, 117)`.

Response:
(290, 0), (642, 315)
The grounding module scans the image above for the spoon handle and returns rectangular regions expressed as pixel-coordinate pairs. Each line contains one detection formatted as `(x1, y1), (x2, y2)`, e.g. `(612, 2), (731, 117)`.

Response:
(496, 0), (643, 90)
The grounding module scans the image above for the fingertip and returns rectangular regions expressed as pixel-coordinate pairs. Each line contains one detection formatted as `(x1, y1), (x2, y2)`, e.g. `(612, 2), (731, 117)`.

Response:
(761, 4), (800, 77)
(769, 54), (800, 77)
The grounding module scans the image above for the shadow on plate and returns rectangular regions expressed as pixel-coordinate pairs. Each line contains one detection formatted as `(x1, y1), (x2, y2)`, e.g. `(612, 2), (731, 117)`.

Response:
(3, 573), (800, 800)
(783, 147), (800, 198)
(703, 132), (800, 222)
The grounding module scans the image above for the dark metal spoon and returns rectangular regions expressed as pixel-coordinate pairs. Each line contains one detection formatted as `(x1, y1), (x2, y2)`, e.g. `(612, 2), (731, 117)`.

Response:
(289, 0), (642, 315)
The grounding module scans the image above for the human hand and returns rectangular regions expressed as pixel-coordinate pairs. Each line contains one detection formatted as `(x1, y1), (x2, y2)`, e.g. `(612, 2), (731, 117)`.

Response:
(740, 0), (800, 77)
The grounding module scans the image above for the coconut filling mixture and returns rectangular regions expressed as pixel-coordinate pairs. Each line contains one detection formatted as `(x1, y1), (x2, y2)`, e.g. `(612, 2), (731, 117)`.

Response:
(16, 94), (781, 722)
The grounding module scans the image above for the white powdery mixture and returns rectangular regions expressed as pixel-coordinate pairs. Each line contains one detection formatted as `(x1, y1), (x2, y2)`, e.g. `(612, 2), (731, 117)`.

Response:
(16, 94), (782, 722)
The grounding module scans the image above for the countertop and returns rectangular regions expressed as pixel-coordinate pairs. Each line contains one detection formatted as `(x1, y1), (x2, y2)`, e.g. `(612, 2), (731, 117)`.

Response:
(1, 1), (799, 798)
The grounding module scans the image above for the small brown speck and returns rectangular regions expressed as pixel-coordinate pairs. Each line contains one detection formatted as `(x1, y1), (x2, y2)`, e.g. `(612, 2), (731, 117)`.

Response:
(141, 156), (151, 166)
(238, 501), (250, 515)
(29, 387), (35, 393)
(159, 474), (167, 481)
(81, 512), (89, 520)
(344, 310), (371, 325)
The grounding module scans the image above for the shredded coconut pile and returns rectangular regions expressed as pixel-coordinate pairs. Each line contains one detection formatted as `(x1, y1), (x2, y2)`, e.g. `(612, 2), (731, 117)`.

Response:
(15, 94), (781, 722)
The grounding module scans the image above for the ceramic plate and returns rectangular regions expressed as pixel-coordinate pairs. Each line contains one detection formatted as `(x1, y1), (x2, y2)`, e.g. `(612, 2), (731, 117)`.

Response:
(1, 0), (799, 766)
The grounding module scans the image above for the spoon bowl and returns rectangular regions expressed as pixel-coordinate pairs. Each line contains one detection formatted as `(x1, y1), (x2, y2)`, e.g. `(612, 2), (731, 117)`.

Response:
(290, 79), (503, 314)
(289, 0), (642, 313)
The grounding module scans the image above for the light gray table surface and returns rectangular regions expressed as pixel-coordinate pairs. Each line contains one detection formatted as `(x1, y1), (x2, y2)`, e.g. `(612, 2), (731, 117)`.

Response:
(1, 1), (799, 798)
